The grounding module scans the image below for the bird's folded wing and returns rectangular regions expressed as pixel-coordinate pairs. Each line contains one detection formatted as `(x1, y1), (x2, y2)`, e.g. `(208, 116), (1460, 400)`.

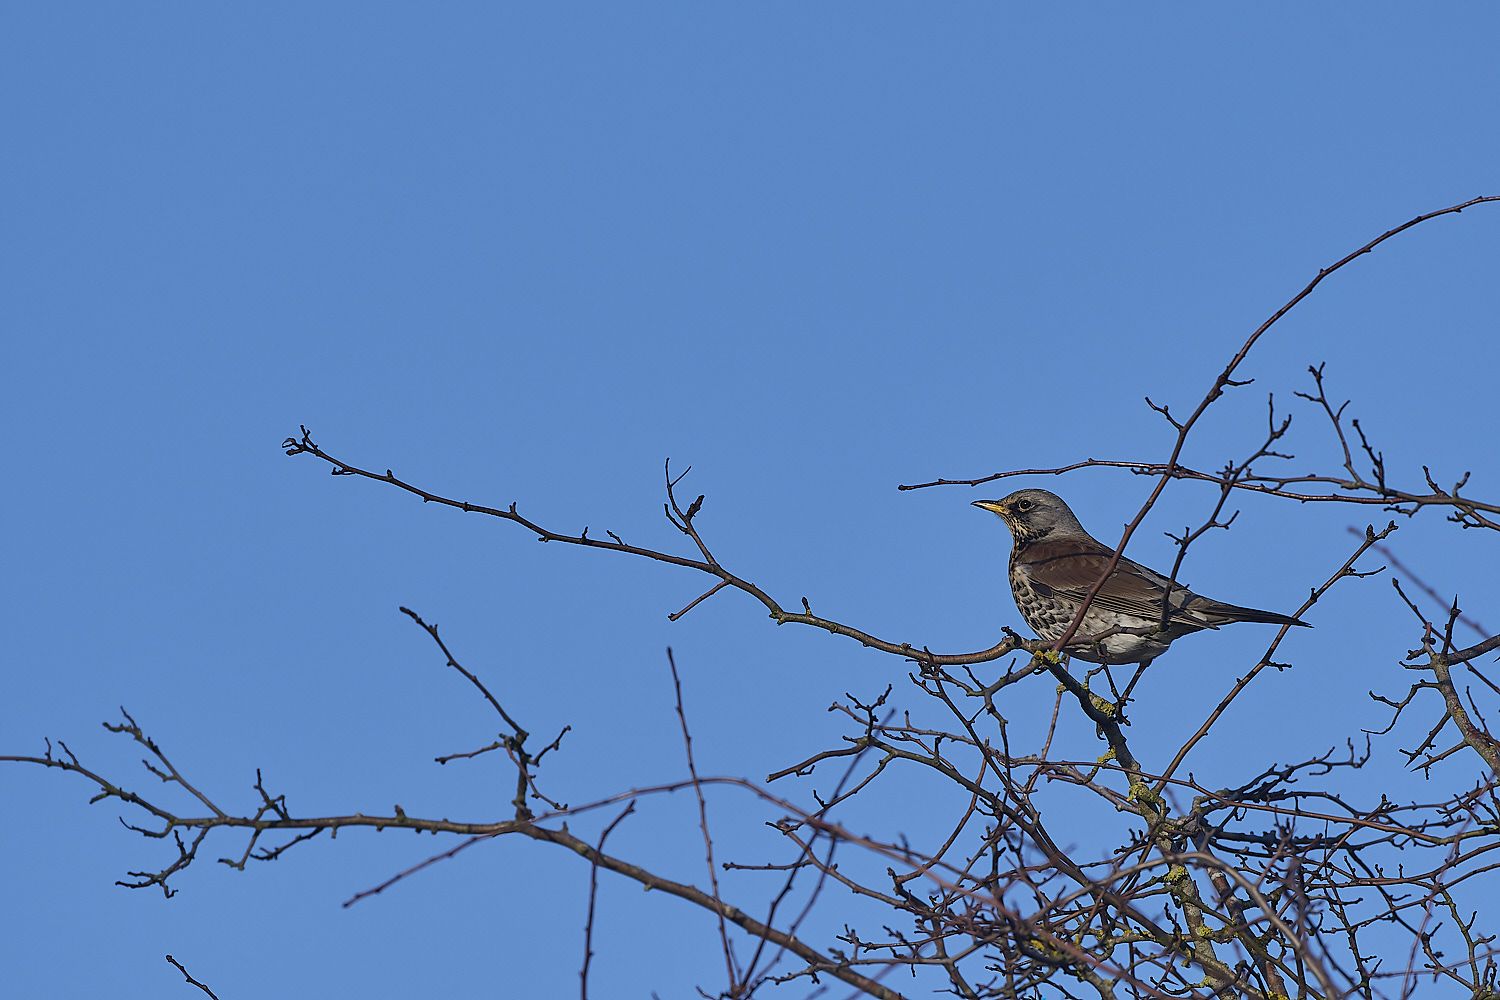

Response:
(1021, 539), (1209, 629)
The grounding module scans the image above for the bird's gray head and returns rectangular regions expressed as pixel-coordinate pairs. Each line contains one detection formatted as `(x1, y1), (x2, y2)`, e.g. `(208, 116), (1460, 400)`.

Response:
(971, 489), (1091, 546)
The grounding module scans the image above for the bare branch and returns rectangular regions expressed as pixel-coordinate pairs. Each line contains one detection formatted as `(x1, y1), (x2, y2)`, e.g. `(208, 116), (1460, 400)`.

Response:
(165, 955), (220, 1000)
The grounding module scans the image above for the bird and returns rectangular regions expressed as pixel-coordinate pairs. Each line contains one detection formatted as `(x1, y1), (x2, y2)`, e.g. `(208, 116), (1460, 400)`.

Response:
(972, 489), (1309, 665)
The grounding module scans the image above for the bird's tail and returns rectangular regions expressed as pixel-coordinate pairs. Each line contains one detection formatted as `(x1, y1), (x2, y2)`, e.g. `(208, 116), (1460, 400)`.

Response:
(1208, 602), (1312, 628)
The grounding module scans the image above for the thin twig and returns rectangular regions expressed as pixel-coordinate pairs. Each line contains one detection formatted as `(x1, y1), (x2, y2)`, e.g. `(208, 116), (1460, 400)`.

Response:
(667, 648), (740, 990)
(582, 801), (636, 1000)
(165, 955), (221, 1000)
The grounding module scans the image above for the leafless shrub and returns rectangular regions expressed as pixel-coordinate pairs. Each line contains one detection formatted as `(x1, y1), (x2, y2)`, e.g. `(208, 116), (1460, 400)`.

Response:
(8, 197), (1500, 1000)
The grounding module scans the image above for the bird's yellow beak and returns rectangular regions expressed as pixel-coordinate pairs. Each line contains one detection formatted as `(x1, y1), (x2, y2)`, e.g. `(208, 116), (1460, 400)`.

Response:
(972, 500), (1008, 516)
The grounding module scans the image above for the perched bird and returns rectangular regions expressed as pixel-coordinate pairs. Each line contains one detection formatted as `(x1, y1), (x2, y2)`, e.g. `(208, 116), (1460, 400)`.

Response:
(973, 489), (1309, 665)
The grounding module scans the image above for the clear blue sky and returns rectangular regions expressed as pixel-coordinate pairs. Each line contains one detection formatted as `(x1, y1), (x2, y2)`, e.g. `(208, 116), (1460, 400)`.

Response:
(3, 6), (1497, 997)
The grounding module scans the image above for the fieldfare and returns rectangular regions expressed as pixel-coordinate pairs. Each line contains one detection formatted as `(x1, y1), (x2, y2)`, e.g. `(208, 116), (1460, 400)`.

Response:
(973, 489), (1308, 665)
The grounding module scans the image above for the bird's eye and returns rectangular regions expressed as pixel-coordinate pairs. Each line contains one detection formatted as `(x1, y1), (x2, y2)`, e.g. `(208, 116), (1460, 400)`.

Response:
(1016, 499), (1033, 512)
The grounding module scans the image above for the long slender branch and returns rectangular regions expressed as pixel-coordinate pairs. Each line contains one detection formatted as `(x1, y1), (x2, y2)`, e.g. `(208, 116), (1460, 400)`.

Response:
(282, 427), (1026, 666)
(666, 649), (740, 989)
(901, 456), (1500, 522)
(581, 801), (635, 1000)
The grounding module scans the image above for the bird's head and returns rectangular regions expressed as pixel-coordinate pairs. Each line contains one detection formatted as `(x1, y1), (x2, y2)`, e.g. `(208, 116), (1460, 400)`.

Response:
(972, 489), (1089, 545)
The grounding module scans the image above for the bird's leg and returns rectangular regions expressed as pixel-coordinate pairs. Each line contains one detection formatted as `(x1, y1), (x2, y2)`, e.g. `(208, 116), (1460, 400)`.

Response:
(1118, 660), (1151, 711)
(1082, 663), (1129, 734)
(1102, 665), (1122, 701)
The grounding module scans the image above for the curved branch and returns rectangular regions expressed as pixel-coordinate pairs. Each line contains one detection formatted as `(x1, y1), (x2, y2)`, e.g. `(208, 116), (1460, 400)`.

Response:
(282, 427), (1027, 666)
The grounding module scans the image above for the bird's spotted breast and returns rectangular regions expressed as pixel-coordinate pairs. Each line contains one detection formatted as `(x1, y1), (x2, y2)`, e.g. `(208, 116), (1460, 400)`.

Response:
(1008, 563), (1074, 641)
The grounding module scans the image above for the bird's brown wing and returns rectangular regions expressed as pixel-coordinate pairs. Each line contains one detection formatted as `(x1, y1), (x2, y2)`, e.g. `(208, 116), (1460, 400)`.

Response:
(1019, 538), (1211, 629)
